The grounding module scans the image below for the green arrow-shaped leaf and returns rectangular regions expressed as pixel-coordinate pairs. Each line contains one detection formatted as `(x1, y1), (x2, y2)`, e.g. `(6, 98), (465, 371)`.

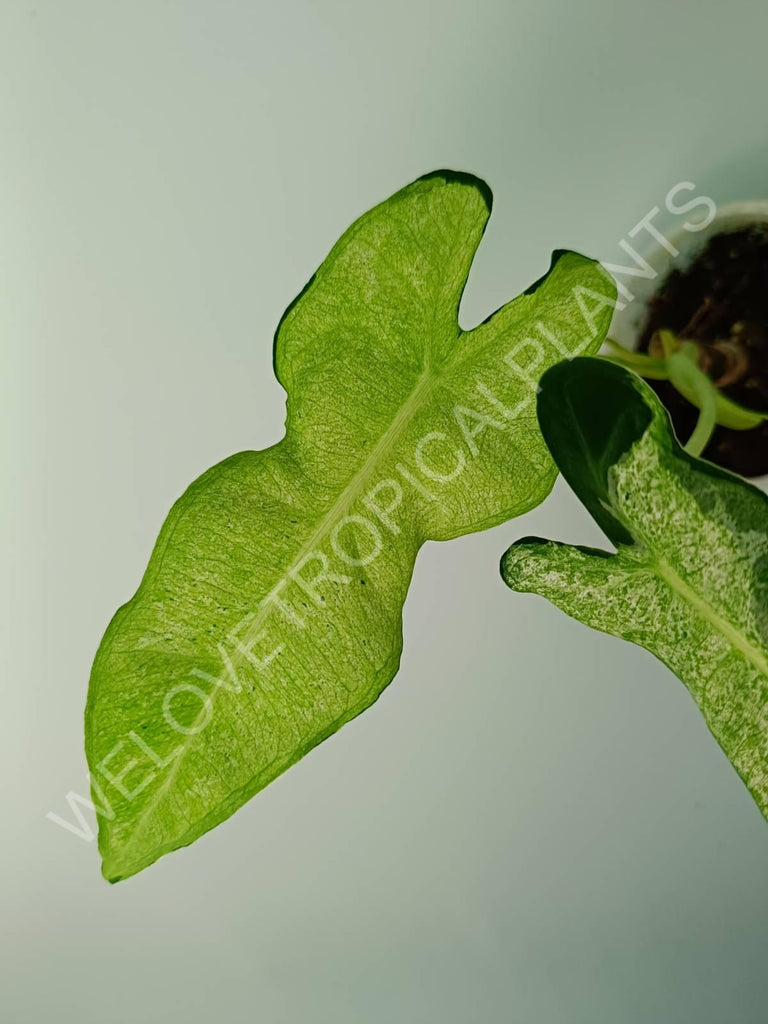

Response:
(502, 357), (768, 819)
(87, 171), (612, 880)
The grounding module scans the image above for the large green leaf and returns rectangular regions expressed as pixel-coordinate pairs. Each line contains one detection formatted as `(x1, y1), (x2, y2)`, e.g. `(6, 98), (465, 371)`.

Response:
(502, 358), (768, 819)
(87, 171), (612, 881)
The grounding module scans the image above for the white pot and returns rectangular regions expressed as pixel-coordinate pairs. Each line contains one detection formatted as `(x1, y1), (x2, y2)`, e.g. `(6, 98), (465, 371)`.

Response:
(607, 199), (768, 489)
(608, 200), (768, 350)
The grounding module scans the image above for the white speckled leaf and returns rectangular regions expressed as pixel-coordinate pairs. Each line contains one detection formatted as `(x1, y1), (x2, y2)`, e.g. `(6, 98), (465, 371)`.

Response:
(86, 172), (612, 881)
(502, 358), (768, 819)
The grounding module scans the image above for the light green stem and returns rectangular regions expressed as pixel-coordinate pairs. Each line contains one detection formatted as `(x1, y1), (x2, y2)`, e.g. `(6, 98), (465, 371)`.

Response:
(667, 345), (718, 457)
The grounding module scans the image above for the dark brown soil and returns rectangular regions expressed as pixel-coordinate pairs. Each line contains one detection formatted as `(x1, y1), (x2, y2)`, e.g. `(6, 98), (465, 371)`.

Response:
(637, 226), (768, 477)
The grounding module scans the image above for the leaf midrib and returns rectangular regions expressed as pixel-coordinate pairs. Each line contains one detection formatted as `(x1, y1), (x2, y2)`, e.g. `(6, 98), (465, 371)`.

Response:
(242, 362), (436, 643)
(655, 555), (768, 679)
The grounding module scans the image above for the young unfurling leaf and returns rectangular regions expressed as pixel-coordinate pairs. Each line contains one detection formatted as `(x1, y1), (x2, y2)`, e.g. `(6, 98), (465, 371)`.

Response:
(86, 172), (612, 880)
(502, 358), (768, 820)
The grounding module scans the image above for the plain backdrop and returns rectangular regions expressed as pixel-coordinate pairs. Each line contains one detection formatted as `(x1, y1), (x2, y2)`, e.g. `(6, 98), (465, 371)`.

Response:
(3, 2), (768, 1022)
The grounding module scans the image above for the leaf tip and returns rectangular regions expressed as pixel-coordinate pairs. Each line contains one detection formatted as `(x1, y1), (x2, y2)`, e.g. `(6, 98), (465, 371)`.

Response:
(415, 168), (493, 214)
(500, 536), (547, 590)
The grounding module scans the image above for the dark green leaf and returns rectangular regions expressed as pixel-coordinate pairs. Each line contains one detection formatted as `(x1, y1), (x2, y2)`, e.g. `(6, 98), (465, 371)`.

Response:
(503, 358), (768, 820)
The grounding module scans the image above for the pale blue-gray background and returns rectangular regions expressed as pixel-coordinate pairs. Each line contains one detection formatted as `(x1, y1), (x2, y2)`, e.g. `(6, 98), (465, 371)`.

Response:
(3, 1), (768, 1021)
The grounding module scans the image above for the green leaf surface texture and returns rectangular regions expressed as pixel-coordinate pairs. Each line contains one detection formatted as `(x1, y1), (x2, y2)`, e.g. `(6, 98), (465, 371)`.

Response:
(502, 358), (768, 819)
(86, 171), (612, 880)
